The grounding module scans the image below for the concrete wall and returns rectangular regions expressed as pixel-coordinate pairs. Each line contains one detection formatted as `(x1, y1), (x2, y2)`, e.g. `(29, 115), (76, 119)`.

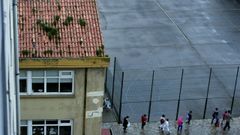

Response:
(20, 68), (106, 135)
(85, 68), (105, 135)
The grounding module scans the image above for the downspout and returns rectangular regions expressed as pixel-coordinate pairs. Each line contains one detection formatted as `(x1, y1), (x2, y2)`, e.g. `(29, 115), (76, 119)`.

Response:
(83, 68), (88, 135)
(0, 1), (8, 135)
(12, 0), (20, 134)
(0, 1), (4, 134)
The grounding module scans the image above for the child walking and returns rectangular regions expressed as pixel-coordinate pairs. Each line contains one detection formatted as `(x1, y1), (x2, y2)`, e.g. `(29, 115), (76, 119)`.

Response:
(186, 110), (192, 125)
(123, 116), (129, 133)
(141, 114), (147, 130)
(177, 116), (183, 133)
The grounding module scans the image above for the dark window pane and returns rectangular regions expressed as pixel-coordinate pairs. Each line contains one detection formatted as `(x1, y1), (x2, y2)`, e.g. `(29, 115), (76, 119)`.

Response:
(32, 120), (44, 124)
(32, 126), (44, 135)
(20, 79), (27, 93)
(32, 78), (44, 93)
(60, 120), (70, 123)
(47, 126), (58, 135)
(60, 126), (71, 135)
(47, 78), (58, 92)
(20, 126), (27, 135)
(60, 83), (72, 92)
(46, 120), (58, 124)
(32, 83), (44, 93)
(60, 79), (72, 92)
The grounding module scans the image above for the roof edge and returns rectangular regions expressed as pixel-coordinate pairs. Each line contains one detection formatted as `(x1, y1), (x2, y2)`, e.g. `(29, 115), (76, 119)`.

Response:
(19, 57), (110, 69)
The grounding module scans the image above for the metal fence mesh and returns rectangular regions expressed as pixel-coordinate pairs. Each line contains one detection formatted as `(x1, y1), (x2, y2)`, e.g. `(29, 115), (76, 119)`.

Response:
(106, 58), (240, 122)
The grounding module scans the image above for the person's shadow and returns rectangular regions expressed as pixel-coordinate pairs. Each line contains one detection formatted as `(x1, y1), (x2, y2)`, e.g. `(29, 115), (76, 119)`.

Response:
(184, 124), (190, 135)
(177, 131), (183, 135)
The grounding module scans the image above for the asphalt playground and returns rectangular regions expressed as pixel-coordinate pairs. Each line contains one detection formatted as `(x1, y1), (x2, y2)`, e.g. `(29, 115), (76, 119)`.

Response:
(98, 0), (240, 122)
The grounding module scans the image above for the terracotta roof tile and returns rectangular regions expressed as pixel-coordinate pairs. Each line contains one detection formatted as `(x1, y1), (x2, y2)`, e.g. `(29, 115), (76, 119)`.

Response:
(18, 0), (104, 58)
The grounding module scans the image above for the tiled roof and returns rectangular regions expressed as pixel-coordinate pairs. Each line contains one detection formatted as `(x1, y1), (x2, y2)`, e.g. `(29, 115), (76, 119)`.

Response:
(18, 0), (104, 58)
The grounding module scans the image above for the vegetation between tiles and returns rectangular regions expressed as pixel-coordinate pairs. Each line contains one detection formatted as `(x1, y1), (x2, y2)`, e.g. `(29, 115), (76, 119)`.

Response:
(43, 50), (53, 55)
(96, 45), (104, 57)
(53, 15), (60, 26)
(36, 19), (60, 41)
(78, 18), (86, 26)
(63, 16), (73, 26)
(22, 50), (31, 56)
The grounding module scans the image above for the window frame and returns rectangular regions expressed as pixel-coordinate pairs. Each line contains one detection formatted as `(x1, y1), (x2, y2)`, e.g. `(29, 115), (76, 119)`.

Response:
(20, 120), (29, 135)
(20, 120), (73, 135)
(19, 70), (74, 95)
(19, 70), (28, 95)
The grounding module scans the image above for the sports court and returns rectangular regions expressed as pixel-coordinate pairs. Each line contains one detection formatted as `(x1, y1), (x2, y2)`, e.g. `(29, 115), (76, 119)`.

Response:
(98, 0), (240, 122)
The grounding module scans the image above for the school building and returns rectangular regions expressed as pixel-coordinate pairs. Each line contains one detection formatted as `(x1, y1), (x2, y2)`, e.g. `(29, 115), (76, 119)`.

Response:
(18, 0), (109, 134)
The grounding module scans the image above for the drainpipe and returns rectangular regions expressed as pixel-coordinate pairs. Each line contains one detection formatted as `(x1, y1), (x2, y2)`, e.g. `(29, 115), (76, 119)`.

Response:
(12, 0), (20, 134)
(0, 1), (7, 134)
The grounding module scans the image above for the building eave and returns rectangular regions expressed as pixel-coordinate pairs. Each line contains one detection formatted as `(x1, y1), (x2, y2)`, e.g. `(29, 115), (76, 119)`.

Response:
(19, 57), (110, 69)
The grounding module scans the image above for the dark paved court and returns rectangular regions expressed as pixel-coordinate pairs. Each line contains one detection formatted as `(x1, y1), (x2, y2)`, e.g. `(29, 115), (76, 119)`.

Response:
(98, 0), (240, 122)
(102, 117), (240, 135)
(98, 0), (240, 69)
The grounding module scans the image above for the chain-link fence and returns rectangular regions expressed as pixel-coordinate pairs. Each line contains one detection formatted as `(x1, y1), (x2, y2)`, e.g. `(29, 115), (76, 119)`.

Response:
(105, 57), (123, 120)
(106, 57), (240, 123)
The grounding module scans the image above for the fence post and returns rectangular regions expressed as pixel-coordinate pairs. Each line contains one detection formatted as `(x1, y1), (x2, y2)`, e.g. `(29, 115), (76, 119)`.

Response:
(203, 68), (212, 119)
(148, 70), (155, 122)
(111, 57), (117, 105)
(176, 69), (184, 121)
(104, 67), (108, 94)
(231, 66), (239, 112)
(118, 72), (124, 124)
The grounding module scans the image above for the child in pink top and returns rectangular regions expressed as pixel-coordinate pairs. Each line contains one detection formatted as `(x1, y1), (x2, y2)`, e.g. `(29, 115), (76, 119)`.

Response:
(177, 116), (183, 132)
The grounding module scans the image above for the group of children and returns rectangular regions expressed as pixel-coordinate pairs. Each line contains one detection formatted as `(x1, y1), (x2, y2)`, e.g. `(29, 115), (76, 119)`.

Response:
(122, 111), (192, 134)
(211, 108), (233, 131)
(159, 114), (170, 134)
(122, 108), (233, 134)
(176, 110), (193, 133)
(160, 111), (192, 134)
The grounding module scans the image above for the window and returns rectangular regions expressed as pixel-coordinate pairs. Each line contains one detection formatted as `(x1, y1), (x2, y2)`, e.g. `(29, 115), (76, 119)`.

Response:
(20, 71), (27, 93)
(19, 70), (74, 95)
(20, 120), (28, 135)
(20, 120), (72, 135)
